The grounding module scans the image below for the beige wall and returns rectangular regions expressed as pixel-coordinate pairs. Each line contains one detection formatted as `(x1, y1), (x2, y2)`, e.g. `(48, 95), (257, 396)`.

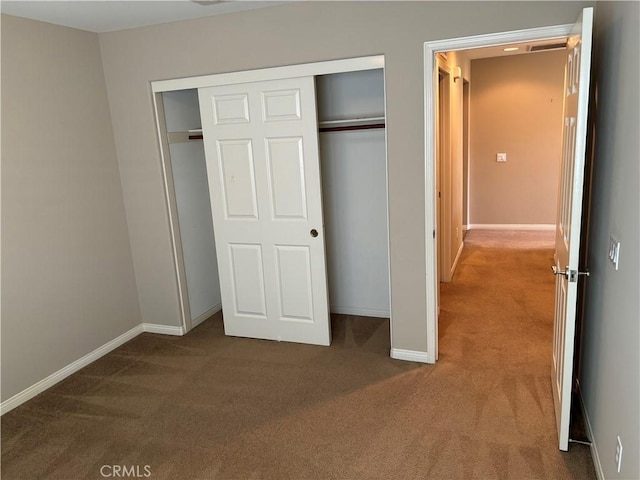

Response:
(97, 1), (590, 353)
(469, 50), (566, 226)
(581, 2), (639, 477)
(1, 15), (141, 402)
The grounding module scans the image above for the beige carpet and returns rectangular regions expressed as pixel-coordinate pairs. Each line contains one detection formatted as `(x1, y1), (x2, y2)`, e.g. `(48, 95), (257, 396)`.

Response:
(463, 229), (555, 249)
(2, 230), (595, 479)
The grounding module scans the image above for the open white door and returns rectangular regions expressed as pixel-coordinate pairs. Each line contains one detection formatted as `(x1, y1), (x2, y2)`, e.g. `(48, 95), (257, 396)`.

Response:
(199, 76), (331, 346)
(551, 7), (593, 451)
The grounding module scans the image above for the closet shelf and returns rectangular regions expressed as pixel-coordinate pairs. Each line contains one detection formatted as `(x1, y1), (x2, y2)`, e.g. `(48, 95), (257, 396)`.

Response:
(318, 116), (385, 133)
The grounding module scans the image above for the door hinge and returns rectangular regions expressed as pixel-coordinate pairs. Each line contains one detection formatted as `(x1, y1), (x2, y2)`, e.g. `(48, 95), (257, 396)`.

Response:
(433, 229), (436, 239)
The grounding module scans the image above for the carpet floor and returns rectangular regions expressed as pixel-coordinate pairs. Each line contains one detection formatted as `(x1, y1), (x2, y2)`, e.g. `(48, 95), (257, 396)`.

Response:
(1, 230), (596, 479)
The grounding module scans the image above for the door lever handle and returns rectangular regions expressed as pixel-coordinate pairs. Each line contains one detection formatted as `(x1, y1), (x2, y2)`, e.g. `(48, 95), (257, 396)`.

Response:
(551, 265), (590, 282)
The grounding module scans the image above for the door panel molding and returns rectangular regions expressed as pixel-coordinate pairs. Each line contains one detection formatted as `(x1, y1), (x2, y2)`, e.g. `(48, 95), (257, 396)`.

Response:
(199, 77), (331, 346)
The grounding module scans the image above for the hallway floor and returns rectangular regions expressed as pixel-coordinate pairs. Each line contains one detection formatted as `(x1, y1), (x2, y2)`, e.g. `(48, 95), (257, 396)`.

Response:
(438, 228), (595, 478)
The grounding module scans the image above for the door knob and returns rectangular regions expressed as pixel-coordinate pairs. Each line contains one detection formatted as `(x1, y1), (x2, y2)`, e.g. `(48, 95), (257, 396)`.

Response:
(310, 229), (318, 238)
(551, 265), (590, 282)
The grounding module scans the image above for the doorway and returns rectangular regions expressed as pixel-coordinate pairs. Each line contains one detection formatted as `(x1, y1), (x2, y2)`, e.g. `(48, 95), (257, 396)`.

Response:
(424, 10), (595, 452)
(423, 23), (574, 363)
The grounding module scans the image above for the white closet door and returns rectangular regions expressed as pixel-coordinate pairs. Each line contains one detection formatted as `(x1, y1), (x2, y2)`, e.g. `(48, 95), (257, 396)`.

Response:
(198, 77), (330, 346)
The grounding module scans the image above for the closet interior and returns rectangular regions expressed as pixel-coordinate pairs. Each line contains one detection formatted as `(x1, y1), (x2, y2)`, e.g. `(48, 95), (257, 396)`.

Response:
(161, 89), (221, 328)
(158, 68), (389, 334)
(316, 69), (390, 318)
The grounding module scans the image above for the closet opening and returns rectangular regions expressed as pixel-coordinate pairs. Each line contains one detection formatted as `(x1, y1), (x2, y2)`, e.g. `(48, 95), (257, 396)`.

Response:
(316, 69), (391, 322)
(156, 89), (222, 333)
(152, 59), (391, 344)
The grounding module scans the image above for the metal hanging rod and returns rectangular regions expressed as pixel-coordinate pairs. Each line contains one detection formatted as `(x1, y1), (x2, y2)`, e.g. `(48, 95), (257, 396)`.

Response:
(318, 116), (386, 133)
(319, 123), (385, 133)
(188, 128), (203, 140)
(172, 116), (388, 141)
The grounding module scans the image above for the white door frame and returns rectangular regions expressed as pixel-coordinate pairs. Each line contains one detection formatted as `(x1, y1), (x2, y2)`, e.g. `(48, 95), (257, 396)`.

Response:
(151, 55), (392, 341)
(423, 24), (572, 364)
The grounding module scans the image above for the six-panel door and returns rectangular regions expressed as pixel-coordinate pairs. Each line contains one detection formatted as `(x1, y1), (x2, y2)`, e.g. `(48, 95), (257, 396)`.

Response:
(551, 7), (593, 451)
(198, 76), (331, 346)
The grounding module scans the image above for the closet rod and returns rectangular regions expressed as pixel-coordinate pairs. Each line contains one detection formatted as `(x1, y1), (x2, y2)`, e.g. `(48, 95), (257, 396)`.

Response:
(186, 123), (386, 137)
(319, 123), (385, 133)
(188, 128), (203, 140)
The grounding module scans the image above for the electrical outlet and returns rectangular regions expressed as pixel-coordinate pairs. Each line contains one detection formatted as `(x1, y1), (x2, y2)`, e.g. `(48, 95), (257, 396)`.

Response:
(496, 152), (507, 163)
(615, 436), (623, 473)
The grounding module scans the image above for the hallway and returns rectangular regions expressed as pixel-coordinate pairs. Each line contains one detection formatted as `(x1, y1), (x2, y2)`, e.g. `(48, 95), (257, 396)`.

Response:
(437, 229), (595, 478)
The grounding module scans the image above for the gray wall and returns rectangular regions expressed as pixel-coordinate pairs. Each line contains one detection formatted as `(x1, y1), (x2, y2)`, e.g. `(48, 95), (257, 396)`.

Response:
(98, 1), (591, 353)
(469, 50), (565, 226)
(1, 15), (141, 402)
(580, 2), (640, 478)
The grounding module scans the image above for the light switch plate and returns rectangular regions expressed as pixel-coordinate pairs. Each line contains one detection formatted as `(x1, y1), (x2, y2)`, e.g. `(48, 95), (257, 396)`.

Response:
(497, 153), (507, 162)
(608, 235), (620, 270)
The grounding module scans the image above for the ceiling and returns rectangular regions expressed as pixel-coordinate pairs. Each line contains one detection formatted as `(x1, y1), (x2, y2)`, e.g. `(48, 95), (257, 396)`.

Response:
(0, 1), (290, 33)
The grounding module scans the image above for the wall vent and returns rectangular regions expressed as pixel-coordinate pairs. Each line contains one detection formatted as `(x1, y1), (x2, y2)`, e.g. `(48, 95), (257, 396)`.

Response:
(192, 0), (224, 6)
(527, 42), (567, 53)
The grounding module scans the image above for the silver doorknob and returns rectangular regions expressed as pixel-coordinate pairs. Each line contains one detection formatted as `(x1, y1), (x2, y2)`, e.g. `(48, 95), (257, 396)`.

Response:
(310, 229), (318, 238)
(551, 265), (590, 282)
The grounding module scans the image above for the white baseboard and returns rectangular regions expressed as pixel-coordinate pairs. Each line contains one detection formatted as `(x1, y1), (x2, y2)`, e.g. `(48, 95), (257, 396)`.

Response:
(1, 320), (192, 415)
(142, 323), (185, 336)
(468, 223), (555, 231)
(390, 348), (431, 364)
(330, 306), (390, 318)
(577, 381), (604, 480)
(0, 324), (143, 416)
(450, 241), (464, 277)
(191, 303), (222, 329)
